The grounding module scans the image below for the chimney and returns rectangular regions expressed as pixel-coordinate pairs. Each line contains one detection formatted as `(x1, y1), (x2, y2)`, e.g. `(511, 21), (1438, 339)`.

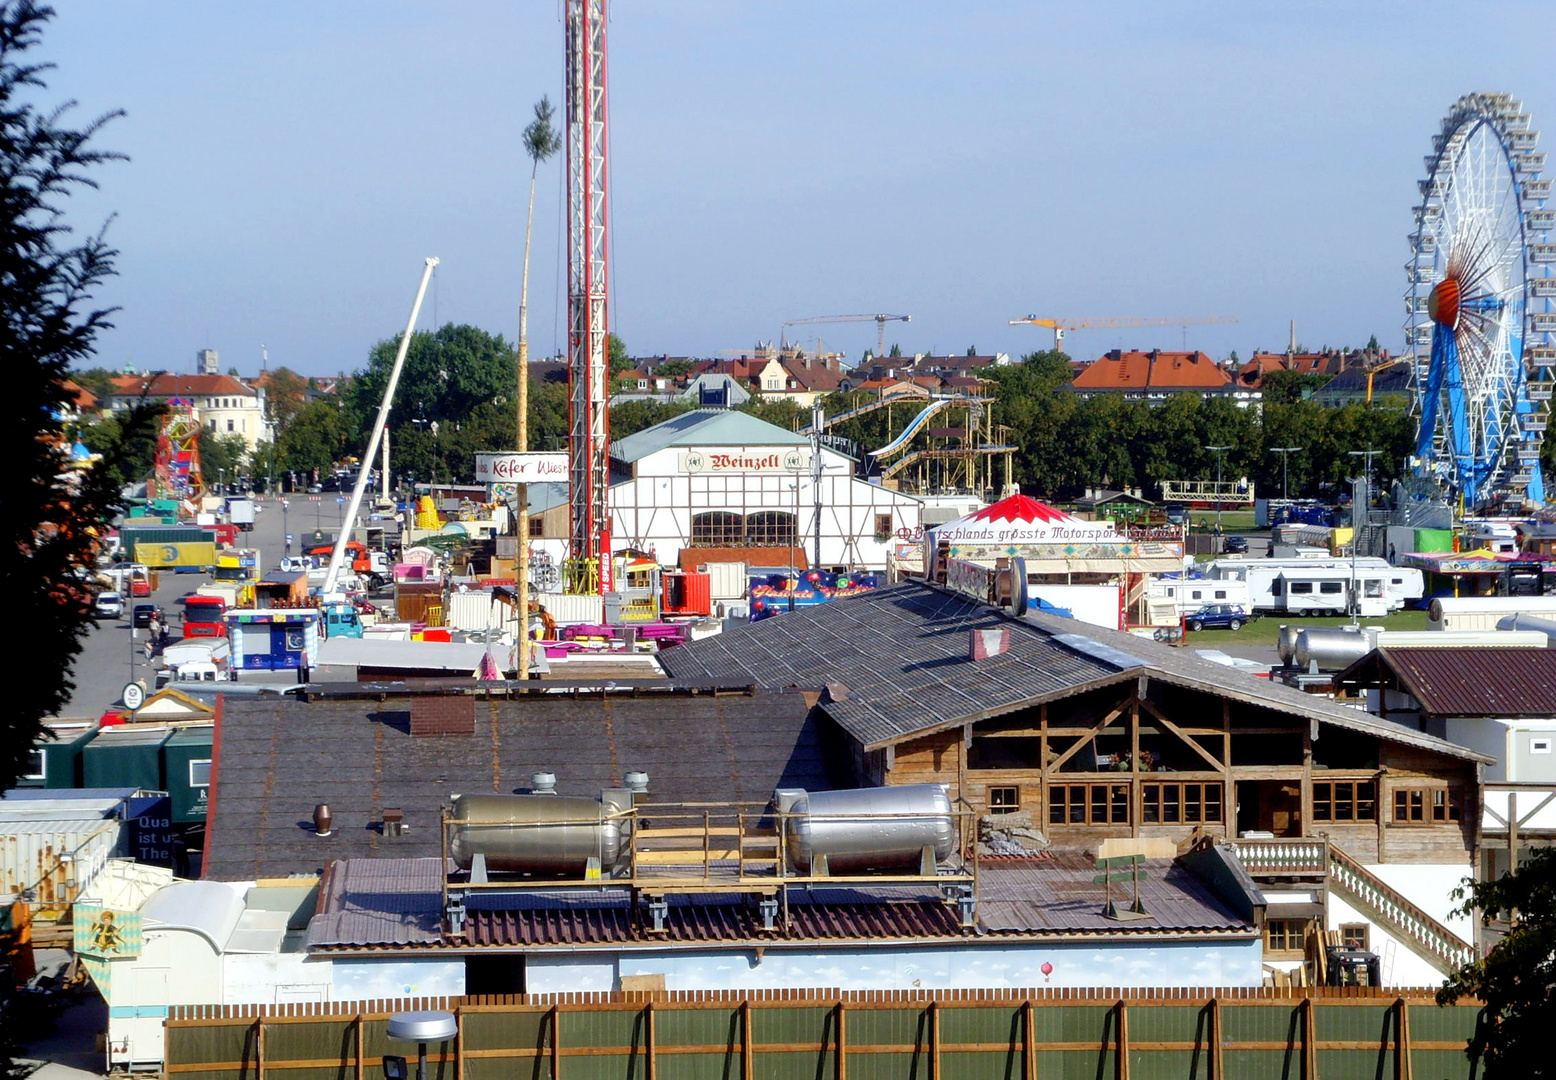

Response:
(531, 771), (557, 795)
(313, 804), (334, 837)
(969, 627), (1011, 661)
(1288, 320), (1297, 354)
(381, 807), (405, 838)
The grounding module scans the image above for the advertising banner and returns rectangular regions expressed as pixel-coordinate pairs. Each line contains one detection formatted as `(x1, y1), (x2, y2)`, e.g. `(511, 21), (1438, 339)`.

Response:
(475, 452), (569, 483)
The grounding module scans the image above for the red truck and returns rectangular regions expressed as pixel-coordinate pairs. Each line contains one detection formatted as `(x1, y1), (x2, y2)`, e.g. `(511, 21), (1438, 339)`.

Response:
(183, 594), (228, 638)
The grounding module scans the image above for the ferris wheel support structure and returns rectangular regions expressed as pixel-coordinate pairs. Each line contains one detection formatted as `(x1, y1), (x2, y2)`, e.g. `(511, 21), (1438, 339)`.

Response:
(1407, 92), (1556, 508)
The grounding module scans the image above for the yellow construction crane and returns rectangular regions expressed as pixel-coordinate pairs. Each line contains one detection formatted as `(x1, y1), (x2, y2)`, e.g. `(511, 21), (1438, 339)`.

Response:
(1008, 314), (1238, 350)
(783, 313), (911, 358)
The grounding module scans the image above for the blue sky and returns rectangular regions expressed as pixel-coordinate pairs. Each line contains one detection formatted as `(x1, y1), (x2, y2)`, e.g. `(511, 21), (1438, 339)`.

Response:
(45, 2), (1556, 376)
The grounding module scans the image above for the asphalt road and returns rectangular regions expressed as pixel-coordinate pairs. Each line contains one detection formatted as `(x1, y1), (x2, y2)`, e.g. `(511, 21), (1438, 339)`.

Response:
(58, 493), (352, 718)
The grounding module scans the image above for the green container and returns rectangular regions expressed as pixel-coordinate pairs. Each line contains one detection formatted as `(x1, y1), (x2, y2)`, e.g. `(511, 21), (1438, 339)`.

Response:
(119, 525), (216, 548)
(1415, 528), (1454, 554)
(43, 724), (98, 788)
(162, 727), (214, 824)
(82, 727), (170, 791)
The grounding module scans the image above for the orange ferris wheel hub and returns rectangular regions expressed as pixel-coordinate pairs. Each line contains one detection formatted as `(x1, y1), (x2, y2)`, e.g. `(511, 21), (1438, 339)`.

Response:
(1428, 276), (1461, 329)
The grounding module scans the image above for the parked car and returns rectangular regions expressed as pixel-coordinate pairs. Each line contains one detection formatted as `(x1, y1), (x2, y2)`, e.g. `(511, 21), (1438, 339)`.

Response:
(1164, 505), (1189, 526)
(1222, 535), (1250, 554)
(1185, 603), (1251, 632)
(94, 591), (124, 620)
(132, 603), (163, 629)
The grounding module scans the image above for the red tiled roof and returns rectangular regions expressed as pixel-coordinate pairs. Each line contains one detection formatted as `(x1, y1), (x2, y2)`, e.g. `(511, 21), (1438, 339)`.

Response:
(109, 372), (255, 398)
(61, 379), (97, 410)
(1073, 351), (1230, 391)
(465, 899), (966, 947)
(680, 546), (809, 571)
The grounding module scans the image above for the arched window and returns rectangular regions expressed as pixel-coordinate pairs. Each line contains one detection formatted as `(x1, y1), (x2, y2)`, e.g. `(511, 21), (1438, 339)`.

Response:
(691, 512), (743, 547)
(745, 511), (795, 546)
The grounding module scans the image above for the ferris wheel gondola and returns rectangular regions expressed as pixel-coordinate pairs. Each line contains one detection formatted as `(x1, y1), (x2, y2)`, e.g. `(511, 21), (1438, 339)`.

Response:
(1407, 92), (1555, 507)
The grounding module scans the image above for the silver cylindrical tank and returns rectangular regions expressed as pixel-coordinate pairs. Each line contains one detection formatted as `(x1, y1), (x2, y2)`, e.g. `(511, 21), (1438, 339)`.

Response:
(1277, 624), (1299, 665)
(1497, 614), (1556, 645)
(448, 793), (626, 875)
(1293, 627), (1373, 671)
(781, 784), (956, 876)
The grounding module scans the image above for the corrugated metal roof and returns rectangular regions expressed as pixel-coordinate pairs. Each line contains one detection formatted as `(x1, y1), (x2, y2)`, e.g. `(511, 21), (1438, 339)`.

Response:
(658, 580), (1492, 764)
(610, 409), (807, 465)
(1356, 646), (1556, 717)
(306, 857), (446, 948)
(463, 899), (964, 948)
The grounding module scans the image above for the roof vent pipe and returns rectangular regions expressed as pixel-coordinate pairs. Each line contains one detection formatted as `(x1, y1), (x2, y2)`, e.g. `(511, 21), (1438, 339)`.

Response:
(530, 771), (557, 795)
(313, 803), (333, 837)
(623, 771), (650, 794)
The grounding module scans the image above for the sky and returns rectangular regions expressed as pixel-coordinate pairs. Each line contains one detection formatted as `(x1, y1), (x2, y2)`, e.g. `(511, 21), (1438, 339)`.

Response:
(42, 2), (1556, 377)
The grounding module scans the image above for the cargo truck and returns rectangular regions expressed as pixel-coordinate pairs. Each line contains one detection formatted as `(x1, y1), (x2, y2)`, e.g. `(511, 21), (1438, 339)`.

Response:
(226, 497), (257, 531)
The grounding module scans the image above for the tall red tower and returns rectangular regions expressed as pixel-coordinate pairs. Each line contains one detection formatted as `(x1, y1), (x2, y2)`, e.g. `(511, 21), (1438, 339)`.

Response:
(565, 0), (612, 593)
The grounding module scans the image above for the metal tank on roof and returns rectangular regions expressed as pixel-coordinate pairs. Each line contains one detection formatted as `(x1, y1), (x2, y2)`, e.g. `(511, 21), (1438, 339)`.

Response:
(776, 784), (956, 876)
(447, 791), (632, 877)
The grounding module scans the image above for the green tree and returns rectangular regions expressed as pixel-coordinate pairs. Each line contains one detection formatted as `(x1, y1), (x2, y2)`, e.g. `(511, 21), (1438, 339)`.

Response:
(261, 366), (310, 438)
(1261, 369), (1331, 405)
(652, 358), (695, 379)
(0, 0), (154, 840)
(609, 332), (630, 375)
(348, 323), (516, 438)
(1438, 847), (1556, 1077)
(196, 428), (248, 488)
(69, 363), (115, 397)
(276, 396), (347, 477)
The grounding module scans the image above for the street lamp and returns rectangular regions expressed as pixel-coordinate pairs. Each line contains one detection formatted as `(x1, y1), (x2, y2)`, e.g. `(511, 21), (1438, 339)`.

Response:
(1346, 448), (1382, 624)
(1205, 445), (1232, 539)
(1269, 446), (1303, 503)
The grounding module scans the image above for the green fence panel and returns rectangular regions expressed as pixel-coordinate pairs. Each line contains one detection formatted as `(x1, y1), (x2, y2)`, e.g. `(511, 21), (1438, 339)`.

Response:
(1129, 1047), (1205, 1080)
(845, 1051), (920, 1080)
(265, 1019), (354, 1073)
(1128, 1003), (1208, 1046)
(462, 1010), (550, 1053)
(465, 1056), (552, 1080)
(1221, 1046), (1301, 1080)
(654, 1007), (739, 1052)
(654, 1049), (741, 1080)
(939, 1005), (1023, 1049)
(754, 1049), (834, 1080)
(165, 1022), (256, 1070)
(939, 1047), (1023, 1080)
(558, 1005), (648, 1051)
(1035, 1047), (1116, 1080)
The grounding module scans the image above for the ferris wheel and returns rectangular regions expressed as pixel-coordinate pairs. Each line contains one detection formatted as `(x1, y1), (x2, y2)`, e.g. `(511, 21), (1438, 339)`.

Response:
(1407, 92), (1556, 507)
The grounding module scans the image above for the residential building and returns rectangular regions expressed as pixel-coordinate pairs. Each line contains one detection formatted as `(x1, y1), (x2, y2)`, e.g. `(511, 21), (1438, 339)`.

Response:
(1069, 350), (1253, 404)
(104, 372), (270, 454)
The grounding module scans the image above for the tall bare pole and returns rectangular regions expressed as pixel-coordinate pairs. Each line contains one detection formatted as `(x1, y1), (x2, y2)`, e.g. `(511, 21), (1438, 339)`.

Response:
(516, 97), (561, 679)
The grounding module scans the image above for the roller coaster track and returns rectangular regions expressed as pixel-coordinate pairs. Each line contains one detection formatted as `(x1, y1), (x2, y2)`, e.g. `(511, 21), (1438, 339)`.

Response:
(879, 445), (1018, 482)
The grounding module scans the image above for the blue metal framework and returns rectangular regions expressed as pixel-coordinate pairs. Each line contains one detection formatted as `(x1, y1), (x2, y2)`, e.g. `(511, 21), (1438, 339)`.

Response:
(1407, 92), (1554, 507)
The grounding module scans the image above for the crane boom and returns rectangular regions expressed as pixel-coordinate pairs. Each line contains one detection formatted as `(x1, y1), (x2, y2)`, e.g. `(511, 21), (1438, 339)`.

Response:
(783, 313), (911, 358)
(1009, 314), (1238, 349)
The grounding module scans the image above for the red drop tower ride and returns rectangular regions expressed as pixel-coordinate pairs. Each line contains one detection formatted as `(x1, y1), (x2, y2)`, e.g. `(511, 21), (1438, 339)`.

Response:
(565, 0), (612, 594)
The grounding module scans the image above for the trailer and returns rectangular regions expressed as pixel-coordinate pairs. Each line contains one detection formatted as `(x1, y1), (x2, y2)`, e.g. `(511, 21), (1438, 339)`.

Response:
(1204, 557), (1421, 615)
(1148, 576), (1252, 615)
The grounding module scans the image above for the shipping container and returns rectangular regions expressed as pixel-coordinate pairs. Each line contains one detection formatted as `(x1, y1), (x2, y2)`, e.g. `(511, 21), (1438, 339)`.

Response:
(0, 795), (129, 902)
(161, 728), (213, 824)
(535, 591), (604, 625)
(444, 589), (516, 634)
(393, 581), (444, 624)
(82, 728), (170, 790)
(19, 721), (97, 789)
(661, 572), (712, 616)
(134, 541), (218, 571)
(119, 526), (216, 547)
(684, 559), (748, 600)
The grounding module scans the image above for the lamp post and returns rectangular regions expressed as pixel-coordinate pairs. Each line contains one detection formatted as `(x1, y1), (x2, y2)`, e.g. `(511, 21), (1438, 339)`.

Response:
(1269, 446), (1303, 502)
(384, 1011), (457, 1080)
(1205, 445), (1232, 539)
(1347, 448), (1382, 624)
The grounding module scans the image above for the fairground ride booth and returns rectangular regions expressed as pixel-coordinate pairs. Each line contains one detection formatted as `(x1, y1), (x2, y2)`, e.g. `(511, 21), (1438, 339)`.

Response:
(926, 494), (1188, 635)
